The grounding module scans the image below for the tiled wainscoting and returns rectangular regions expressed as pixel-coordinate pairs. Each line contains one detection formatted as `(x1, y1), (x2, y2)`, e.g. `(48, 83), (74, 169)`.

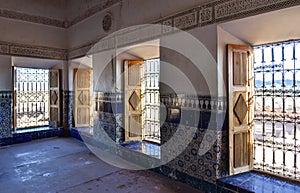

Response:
(62, 90), (74, 133)
(92, 91), (229, 192)
(0, 90), (72, 146)
(157, 94), (228, 192)
(0, 127), (64, 146)
(0, 91), (12, 139)
(94, 92), (123, 143)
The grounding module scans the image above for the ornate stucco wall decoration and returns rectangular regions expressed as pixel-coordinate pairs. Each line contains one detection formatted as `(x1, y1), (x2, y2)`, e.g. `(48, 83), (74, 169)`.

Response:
(215, 0), (287, 20)
(0, 42), (67, 60)
(174, 10), (198, 30)
(102, 13), (113, 32)
(68, 0), (300, 59)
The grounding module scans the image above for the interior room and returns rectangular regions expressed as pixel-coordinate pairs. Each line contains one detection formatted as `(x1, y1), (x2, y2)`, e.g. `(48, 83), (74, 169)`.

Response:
(0, 0), (300, 192)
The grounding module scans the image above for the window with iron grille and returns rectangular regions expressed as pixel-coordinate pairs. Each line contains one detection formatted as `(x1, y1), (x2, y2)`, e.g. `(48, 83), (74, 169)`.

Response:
(141, 59), (160, 144)
(14, 67), (50, 129)
(254, 40), (300, 180)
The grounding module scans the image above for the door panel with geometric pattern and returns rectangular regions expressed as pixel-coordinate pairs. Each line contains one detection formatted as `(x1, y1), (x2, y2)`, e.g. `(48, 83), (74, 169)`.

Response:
(74, 69), (92, 127)
(124, 60), (144, 141)
(49, 69), (60, 127)
(228, 44), (254, 175)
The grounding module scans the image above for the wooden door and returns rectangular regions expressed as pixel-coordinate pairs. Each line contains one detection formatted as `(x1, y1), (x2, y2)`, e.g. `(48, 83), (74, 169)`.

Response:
(74, 69), (92, 127)
(124, 60), (144, 141)
(49, 69), (60, 127)
(228, 44), (254, 175)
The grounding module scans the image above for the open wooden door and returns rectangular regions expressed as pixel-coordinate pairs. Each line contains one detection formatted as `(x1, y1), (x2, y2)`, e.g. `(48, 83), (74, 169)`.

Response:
(124, 60), (144, 141)
(228, 44), (254, 175)
(74, 69), (92, 127)
(49, 69), (60, 127)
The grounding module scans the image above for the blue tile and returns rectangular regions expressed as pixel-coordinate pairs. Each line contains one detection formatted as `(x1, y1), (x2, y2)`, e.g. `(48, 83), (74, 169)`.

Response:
(219, 172), (300, 193)
(115, 102), (123, 114)
(181, 109), (195, 126)
(201, 111), (217, 129)
(120, 141), (161, 159)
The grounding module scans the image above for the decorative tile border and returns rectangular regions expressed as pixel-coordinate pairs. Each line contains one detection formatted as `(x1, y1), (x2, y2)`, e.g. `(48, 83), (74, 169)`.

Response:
(0, 8), (66, 28)
(0, 96), (12, 139)
(0, 91), (12, 99)
(0, 42), (67, 60)
(160, 94), (227, 112)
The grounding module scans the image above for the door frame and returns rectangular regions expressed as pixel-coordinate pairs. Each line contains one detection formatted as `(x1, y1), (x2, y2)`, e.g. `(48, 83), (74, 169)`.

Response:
(124, 60), (144, 141)
(228, 44), (254, 175)
(74, 68), (93, 128)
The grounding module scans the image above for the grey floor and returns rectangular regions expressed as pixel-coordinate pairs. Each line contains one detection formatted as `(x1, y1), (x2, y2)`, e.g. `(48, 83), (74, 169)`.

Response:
(0, 137), (203, 193)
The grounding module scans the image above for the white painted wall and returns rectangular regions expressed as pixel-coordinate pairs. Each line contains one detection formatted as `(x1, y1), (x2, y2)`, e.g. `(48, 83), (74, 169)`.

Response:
(93, 50), (115, 92)
(0, 17), (67, 48)
(219, 5), (300, 46)
(67, 4), (120, 48)
(160, 24), (217, 96)
(0, 55), (12, 90)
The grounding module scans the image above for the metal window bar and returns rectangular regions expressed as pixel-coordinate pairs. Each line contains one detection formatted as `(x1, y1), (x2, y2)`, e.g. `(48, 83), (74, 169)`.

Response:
(253, 40), (300, 180)
(141, 59), (161, 144)
(15, 67), (50, 129)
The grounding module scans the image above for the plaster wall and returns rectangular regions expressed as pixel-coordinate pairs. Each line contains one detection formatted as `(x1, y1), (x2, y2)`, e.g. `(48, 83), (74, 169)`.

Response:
(0, 55), (12, 90)
(0, 17), (67, 48)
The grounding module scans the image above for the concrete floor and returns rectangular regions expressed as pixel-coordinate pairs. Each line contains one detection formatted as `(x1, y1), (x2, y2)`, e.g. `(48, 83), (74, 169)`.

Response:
(0, 137), (203, 193)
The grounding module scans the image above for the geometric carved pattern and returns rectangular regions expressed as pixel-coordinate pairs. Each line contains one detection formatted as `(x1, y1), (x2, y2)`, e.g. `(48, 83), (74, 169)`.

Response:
(174, 12), (197, 29)
(129, 91), (140, 110)
(50, 71), (59, 87)
(50, 91), (58, 105)
(215, 0), (287, 19)
(233, 94), (247, 124)
(78, 91), (88, 105)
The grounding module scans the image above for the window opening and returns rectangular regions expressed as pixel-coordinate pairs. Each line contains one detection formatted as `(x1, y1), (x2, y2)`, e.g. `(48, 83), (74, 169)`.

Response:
(254, 40), (300, 180)
(14, 67), (50, 129)
(141, 58), (160, 144)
